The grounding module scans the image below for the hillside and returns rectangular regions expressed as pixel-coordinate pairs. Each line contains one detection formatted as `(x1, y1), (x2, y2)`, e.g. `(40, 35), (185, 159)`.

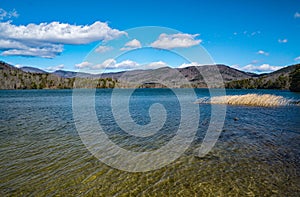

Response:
(225, 64), (300, 90)
(0, 62), (73, 89)
(0, 61), (116, 89)
(0, 61), (299, 91)
(20, 67), (48, 74)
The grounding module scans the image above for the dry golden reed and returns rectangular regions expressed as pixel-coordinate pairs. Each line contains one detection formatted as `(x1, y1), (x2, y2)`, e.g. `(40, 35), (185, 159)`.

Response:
(195, 94), (296, 107)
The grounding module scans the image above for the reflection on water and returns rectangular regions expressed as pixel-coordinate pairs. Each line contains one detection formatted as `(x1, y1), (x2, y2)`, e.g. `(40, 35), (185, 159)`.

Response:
(0, 89), (299, 196)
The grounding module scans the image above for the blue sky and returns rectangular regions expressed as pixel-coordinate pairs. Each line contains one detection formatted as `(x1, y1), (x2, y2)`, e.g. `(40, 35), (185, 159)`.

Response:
(0, 0), (299, 73)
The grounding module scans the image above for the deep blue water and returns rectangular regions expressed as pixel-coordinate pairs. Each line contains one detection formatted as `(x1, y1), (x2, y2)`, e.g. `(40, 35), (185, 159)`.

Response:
(0, 89), (299, 196)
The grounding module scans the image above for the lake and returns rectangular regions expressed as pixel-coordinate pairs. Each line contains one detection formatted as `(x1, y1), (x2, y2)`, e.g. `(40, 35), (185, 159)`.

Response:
(0, 88), (300, 196)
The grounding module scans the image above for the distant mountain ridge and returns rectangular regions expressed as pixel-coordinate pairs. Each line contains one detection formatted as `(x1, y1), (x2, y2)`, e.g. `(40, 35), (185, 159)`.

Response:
(17, 64), (257, 80)
(52, 70), (96, 78)
(0, 61), (299, 91)
(20, 66), (47, 74)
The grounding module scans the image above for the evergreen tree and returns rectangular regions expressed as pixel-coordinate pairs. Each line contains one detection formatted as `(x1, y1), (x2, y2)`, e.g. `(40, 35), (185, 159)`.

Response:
(289, 67), (300, 92)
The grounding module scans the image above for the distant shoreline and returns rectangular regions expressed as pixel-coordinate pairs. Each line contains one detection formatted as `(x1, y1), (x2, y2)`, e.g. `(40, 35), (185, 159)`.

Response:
(1, 61), (299, 92)
(0, 87), (297, 92)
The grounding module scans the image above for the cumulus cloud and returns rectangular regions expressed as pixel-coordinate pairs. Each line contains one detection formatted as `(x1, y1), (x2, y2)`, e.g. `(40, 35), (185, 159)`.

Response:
(294, 12), (300, 18)
(75, 61), (93, 69)
(178, 62), (199, 68)
(92, 59), (117, 69)
(0, 39), (26, 49)
(75, 59), (168, 71)
(151, 33), (201, 49)
(120, 39), (142, 51)
(77, 59), (138, 70)
(0, 21), (125, 44)
(46, 64), (64, 71)
(0, 21), (125, 58)
(1, 44), (63, 58)
(231, 64), (240, 69)
(257, 50), (269, 56)
(295, 56), (300, 61)
(0, 8), (19, 21)
(0, 38), (64, 58)
(278, 38), (288, 43)
(242, 64), (281, 73)
(94, 59), (139, 70)
(143, 61), (169, 69)
(112, 60), (139, 69)
(126, 39), (142, 48)
(95, 45), (113, 53)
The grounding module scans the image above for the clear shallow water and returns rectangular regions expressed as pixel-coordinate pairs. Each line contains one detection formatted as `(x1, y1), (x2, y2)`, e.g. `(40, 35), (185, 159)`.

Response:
(0, 89), (300, 196)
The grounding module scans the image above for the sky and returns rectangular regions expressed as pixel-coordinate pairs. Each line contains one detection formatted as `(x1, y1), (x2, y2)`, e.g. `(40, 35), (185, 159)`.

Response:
(0, 0), (299, 73)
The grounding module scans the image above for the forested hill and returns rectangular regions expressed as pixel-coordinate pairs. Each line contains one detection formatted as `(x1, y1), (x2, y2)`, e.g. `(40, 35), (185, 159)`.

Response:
(225, 64), (300, 91)
(0, 61), (116, 89)
(0, 61), (299, 91)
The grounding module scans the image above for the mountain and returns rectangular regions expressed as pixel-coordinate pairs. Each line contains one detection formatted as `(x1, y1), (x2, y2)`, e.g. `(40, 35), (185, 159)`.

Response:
(225, 64), (300, 90)
(20, 66), (48, 74)
(289, 66), (300, 92)
(93, 64), (259, 88)
(0, 61), (73, 89)
(0, 61), (19, 71)
(0, 60), (299, 91)
(52, 70), (96, 78)
(178, 64), (258, 81)
(0, 61), (116, 89)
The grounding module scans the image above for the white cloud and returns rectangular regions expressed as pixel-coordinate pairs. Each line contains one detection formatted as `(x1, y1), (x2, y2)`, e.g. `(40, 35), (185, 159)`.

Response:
(242, 64), (281, 73)
(0, 38), (64, 58)
(178, 62), (199, 68)
(150, 33), (201, 49)
(125, 39), (141, 48)
(114, 60), (139, 69)
(92, 58), (117, 69)
(295, 56), (300, 61)
(0, 21), (125, 44)
(294, 12), (300, 18)
(93, 59), (139, 70)
(75, 61), (93, 69)
(75, 59), (139, 70)
(95, 45), (113, 53)
(257, 50), (269, 56)
(0, 8), (19, 21)
(120, 39), (142, 51)
(1, 44), (63, 58)
(0, 39), (26, 49)
(75, 59), (117, 70)
(231, 64), (240, 69)
(0, 21), (126, 58)
(177, 62), (210, 68)
(142, 61), (169, 69)
(46, 64), (64, 71)
(75, 59), (168, 70)
(278, 38), (288, 43)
